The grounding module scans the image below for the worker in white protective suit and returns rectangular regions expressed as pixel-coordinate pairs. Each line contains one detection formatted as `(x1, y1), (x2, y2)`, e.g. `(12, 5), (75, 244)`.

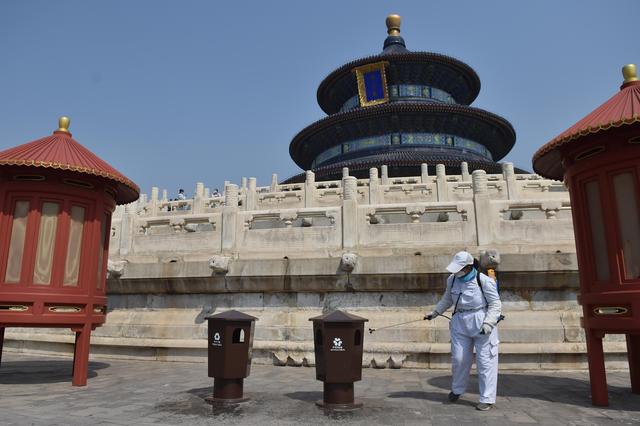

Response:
(425, 251), (502, 411)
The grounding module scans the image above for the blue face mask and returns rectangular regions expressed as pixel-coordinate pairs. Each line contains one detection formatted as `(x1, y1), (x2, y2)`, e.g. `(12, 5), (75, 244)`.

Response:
(458, 267), (477, 282)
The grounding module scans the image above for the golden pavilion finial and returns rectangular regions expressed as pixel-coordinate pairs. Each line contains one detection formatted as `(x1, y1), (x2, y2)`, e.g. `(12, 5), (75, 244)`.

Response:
(386, 14), (401, 36)
(622, 64), (638, 84)
(57, 116), (71, 133)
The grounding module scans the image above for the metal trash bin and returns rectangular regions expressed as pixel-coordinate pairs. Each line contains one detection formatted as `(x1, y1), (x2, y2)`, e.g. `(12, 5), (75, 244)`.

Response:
(206, 310), (258, 403)
(309, 310), (368, 409)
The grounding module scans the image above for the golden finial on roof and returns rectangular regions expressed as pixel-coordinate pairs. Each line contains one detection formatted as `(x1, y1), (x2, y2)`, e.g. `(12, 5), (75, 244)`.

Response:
(622, 64), (638, 84)
(57, 116), (71, 133)
(386, 14), (401, 36)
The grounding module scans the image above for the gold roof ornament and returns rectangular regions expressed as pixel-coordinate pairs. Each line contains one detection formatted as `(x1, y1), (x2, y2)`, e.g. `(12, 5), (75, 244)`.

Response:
(622, 64), (638, 84)
(386, 14), (401, 36)
(57, 116), (71, 133)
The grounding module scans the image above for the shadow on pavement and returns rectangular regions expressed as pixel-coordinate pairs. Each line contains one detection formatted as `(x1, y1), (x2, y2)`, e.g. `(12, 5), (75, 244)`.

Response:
(425, 373), (640, 411)
(284, 391), (323, 402)
(387, 390), (476, 407)
(0, 360), (109, 384)
(186, 386), (212, 398)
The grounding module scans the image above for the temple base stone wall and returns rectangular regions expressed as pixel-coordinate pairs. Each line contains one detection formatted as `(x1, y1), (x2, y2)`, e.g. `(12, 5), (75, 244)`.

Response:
(4, 168), (629, 370)
(2, 264), (630, 371)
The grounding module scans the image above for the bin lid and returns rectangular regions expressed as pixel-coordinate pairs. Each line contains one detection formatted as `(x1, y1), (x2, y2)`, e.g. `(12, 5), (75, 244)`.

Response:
(309, 310), (368, 323)
(205, 309), (258, 321)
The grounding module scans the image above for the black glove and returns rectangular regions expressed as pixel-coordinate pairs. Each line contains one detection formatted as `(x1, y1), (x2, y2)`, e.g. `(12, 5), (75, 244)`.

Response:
(424, 312), (437, 321)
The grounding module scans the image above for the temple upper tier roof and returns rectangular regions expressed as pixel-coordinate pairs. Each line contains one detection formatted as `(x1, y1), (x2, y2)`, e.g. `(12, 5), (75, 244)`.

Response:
(533, 64), (640, 180)
(0, 117), (139, 204)
(317, 15), (480, 114)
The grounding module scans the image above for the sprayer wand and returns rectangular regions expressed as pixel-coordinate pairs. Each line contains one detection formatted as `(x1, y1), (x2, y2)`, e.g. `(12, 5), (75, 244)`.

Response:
(368, 314), (451, 334)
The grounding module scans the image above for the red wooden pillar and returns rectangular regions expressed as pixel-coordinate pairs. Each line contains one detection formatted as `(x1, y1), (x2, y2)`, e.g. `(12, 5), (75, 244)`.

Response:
(0, 327), (5, 367)
(628, 334), (640, 394)
(586, 330), (608, 406)
(72, 324), (92, 386)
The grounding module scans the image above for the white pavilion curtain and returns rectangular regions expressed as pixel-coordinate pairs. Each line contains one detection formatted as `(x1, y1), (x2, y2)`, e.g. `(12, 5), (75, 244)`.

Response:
(4, 201), (30, 283)
(63, 205), (85, 286)
(584, 181), (610, 282)
(33, 202), (60, 285)
(612, 172), (640, 280)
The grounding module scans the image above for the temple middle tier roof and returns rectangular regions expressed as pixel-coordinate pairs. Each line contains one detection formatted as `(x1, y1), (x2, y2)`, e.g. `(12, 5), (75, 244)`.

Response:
(289, 102), (516, 170)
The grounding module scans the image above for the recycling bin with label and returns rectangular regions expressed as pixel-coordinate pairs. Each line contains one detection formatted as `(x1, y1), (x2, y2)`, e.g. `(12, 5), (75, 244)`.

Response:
(309, 310), (368, 409)
(206, 310), (258, 402)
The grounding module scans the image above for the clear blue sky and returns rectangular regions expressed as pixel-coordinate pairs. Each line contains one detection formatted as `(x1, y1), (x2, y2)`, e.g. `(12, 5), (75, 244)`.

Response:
(1, 1), (638, 197)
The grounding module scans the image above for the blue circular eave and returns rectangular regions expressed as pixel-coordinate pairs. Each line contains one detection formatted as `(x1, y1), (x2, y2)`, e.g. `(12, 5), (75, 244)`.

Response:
(289, 102), (516, 170)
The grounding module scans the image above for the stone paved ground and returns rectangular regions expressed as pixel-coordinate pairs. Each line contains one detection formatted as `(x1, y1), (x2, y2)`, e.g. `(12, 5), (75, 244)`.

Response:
(0, 353), (639, 425)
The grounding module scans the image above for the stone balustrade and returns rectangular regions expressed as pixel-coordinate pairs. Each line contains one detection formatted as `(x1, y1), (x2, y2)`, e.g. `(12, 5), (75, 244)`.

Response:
(110, 162), (572, 259)
(7, 161), (597, 370)
(115, 162), (567, 222)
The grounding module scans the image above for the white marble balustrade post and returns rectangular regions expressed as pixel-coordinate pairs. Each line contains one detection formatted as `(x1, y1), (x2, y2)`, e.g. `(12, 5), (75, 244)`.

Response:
(246, 178), (257, 211)
(436, 164), (448, 201)
(150, 187), (159, 216)
(369, 167), (380, 204)
(461, 162), (470, 181)
(472, 169), (492, 246)
(305, 170), (316, 208)
(381, 165), (389, 185)
(193, 182), (205, 213)
(221, 183), (239, 253)
(421, 163), (429, 183)
(502, 162), (517, 200)
(342, 175), (358, 249)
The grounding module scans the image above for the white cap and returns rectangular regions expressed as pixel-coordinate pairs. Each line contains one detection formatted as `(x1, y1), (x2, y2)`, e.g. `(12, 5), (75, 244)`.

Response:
(446, 251), (474, 273)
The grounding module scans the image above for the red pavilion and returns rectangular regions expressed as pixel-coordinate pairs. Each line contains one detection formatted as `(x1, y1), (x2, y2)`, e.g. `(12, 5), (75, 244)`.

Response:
(0, 117), (139, 386)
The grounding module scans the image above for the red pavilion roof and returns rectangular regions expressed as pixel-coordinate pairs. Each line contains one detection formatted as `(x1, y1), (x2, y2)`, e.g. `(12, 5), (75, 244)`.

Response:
(0, 117), (140, 204)
(533, 65), (640, 180)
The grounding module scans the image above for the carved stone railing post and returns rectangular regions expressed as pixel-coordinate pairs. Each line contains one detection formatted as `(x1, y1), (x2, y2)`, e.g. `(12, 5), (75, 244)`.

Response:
(162, 189), (168, 202)
(270, 174), (278, 192)
(193, 182), (205, 213)
(461, 162), (470, 181)
(118, 202), (136, 256)
(473, 169), (488, 194)
(241, 177), (247, 190)
(342, 176), (358, 249)
(246, 177), (257, 211)
(150, 187), (159, 216)
(502, 162), (517, 200)
(420, 163), (429, 183)
(225, 183), (239, 207)
(381, 165), (389, 185)
(436, 164), (448, 201)
(369, 167), (380, 204)
(342, 167), (349, 178)
(305, 170), (316, 208)
(222, 184), (239, 253)
(472, 170), (492, 246)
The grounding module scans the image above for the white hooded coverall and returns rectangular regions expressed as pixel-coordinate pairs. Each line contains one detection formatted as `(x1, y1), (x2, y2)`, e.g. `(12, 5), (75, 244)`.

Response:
(434, 271), (502, 403)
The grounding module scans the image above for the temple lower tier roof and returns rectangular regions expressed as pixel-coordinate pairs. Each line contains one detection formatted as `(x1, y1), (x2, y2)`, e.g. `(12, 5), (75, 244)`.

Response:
(289, 102), (516, 169)
(282, 146), (527, 183)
